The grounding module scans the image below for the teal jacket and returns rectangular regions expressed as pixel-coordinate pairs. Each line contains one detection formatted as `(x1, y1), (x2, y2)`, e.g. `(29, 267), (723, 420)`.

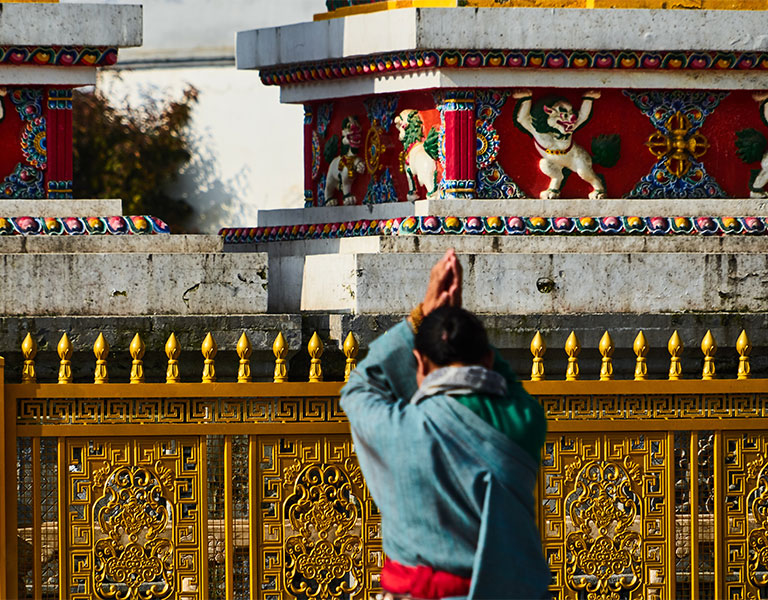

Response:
(340, 321), (550, 600)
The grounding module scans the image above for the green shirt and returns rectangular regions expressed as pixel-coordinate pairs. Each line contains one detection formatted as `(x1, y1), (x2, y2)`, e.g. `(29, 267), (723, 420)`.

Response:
(453, 350), (546, 464)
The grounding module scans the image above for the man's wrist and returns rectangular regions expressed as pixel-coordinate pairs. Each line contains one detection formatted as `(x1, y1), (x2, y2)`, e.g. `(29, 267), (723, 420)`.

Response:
(408, 303), (425, 333)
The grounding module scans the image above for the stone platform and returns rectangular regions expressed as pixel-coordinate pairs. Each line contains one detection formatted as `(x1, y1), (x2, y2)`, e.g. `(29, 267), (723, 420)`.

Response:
(0, 234), (268, 316)
(227, 198), (768, 316)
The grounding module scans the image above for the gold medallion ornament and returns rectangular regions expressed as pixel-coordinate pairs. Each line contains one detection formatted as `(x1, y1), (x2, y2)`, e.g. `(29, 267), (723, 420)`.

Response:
(365, 120), (386, 175)
(646, 110), (710, 178)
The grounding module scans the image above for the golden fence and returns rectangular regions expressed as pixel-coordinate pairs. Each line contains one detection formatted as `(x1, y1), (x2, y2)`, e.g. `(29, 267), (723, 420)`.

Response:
(2, 327), (768, 599)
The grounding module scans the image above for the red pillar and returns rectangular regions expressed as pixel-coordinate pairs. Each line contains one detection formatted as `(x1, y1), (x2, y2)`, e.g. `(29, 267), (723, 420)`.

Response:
(45, 87), (73, 198)
(440, 91), (476, 198)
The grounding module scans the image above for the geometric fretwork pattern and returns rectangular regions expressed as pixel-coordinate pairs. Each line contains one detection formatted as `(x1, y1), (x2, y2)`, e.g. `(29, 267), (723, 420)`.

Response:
(258, 436), (382, 600)
(66, 438), (203, 600)
(540, 394), (768, 421)
(17, 397), (347, 426)
(541, 434), (670, 600)
(724, 433), (768, 600)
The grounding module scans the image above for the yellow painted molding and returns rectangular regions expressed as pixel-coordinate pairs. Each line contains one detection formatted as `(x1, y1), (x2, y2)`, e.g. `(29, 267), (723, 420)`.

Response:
(317, 0), (768, 16)
(316, 0), (455, 20)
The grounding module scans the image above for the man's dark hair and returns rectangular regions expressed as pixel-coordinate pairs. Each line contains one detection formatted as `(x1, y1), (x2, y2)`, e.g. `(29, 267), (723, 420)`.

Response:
(414, 306), (491, 367)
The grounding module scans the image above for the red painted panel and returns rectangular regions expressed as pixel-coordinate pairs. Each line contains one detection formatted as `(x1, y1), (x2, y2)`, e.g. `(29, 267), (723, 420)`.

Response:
(307, 91), (440, 206)
(495, 89), (656, 199)
(0, 90), (29, 182)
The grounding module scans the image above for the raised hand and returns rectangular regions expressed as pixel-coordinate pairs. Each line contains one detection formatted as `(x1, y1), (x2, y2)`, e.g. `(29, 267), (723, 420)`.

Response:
(422, 249), (462, 315)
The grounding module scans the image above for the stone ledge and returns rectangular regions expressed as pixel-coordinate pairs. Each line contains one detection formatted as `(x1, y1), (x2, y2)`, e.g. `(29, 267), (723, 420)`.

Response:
(237, 8), (768, 70)
(239, 234), (768, 256)
(0, 252), (268, 316)
(0, 4), (142, 48)
(0, 199), (123, 217)
(256, 202), (415, 227)
(296, 251), (768, 314)
(0, 234), (224, 254)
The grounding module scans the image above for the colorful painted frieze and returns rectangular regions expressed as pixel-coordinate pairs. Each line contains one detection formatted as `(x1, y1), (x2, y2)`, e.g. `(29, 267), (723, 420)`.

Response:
(221, 215), (768, 243)
(301, 88), (768, 205)
(0, 215), (170, 236)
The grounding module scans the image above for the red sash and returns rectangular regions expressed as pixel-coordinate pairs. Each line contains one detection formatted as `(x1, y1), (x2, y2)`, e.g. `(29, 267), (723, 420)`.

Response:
(381, 558), (472, 599)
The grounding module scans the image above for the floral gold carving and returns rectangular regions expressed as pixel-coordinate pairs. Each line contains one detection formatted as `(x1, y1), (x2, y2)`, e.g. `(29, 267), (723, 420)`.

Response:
(284, 464), (364, 599)
(565, 457), (643, 600)
(92, 462), (175, 599)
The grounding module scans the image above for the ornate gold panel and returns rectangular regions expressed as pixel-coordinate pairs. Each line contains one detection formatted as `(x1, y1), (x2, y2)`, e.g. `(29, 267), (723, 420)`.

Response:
(258, 436), (382, 600)
(17, 396), (347, 426)
(66, 438), (204, 600)
(541, 433), (669, 600)
(724, 433), (768, 600)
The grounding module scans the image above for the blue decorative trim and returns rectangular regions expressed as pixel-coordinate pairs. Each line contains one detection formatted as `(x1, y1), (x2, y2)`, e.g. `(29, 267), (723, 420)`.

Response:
(47, 89), (73, 110)
(316, 103), (333, 137)
(475, 90), (525, 199)
(47, 180), (73, 199)
(364, 95), (399, 131)
(364, 167), (397, 204)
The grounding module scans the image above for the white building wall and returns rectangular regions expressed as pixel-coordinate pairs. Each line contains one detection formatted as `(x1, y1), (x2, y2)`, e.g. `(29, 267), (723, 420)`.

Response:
(63, 0), (326, 232)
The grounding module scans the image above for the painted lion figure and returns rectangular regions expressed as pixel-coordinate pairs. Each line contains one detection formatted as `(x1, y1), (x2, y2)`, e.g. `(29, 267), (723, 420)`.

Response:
(324, 115), (365, 206)
(513, 90), (606, 199)
(394, 109), (439, 201)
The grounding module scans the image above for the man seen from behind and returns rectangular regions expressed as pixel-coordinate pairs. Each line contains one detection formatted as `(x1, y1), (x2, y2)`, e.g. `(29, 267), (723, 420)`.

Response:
(340, 249), (551, 600)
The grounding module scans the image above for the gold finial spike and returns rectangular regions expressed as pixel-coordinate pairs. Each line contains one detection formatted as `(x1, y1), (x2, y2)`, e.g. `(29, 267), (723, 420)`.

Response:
(202, 332), (217, 383)
(165, 333), (181, 384)
(237, 332), (252, 383)
(273, 332), (288, 383)
(668, 330), (683, 381)
(129, 333), (145, 384)
(57, 332), (73, 384)
(93, 333), (109, 384)
(530, 331), (546, 382)
(633, 331), (648, 381)
(565, 332), (581, 381)
(737, 329), (752, 380)
(308, 332), (324, 383)
(701, 329), (717, 380)
(599, 331), (614, 381)
(21, 332), (37, 384)
(343, 332), (359, 382)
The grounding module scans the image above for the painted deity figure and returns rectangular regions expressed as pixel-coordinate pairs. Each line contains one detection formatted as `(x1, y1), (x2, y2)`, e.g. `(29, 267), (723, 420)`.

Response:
(394, 109), (439, 201)
(743, 92), (768, 198)
(324, 115), (366, 206)
(513, 90), (606, 199)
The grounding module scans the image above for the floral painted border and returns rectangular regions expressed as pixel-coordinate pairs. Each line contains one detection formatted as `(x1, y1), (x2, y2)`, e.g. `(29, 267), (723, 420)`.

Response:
(0, 47), (118, 67)
(260, 49), (768, 85)
(0, 215), (170, 236)
(220, 215), (768, 243)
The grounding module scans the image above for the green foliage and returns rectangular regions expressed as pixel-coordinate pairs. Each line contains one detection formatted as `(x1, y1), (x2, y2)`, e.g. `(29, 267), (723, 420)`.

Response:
(736, 128), (767, 164)
(72, 85), (199, 232)
(423, 126), (440, 162)
(324, 134), (339, 164)
(591, 134), (621, 168)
